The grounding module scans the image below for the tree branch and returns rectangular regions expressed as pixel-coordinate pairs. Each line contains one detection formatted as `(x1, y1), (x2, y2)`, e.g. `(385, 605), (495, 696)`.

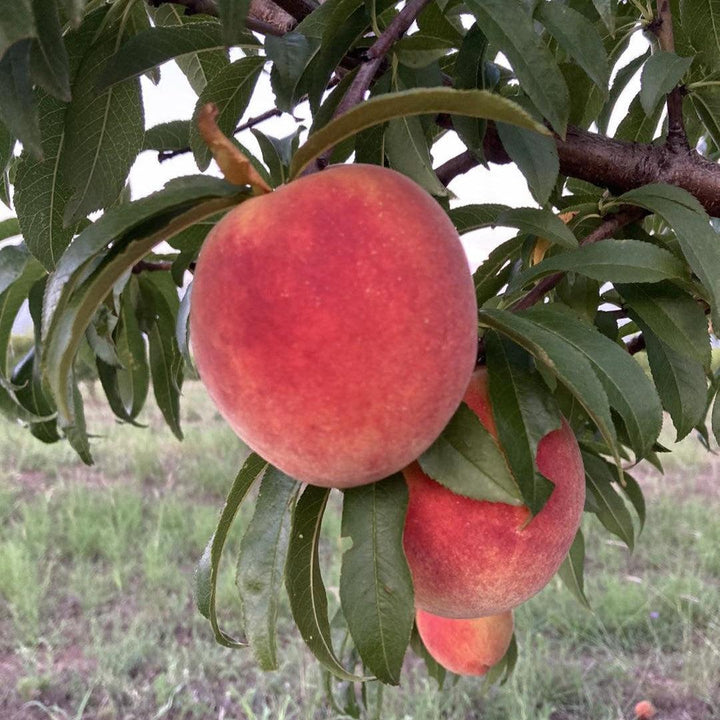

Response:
(510, 207), (648, 311)
(437, 123), (720, 217)
(653, 0), (689, 150)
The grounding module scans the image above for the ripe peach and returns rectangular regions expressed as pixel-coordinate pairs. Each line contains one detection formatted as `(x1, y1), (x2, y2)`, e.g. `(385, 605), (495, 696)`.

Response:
(415, 608), (513, 676)
(634, 700), (656, 719)
(403, 367), (585, 617)
(190, 164), (477, 488)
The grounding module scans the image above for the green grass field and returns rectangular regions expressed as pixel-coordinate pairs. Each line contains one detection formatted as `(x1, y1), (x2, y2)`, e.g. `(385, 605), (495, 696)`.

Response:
(1, 381), (719, 720)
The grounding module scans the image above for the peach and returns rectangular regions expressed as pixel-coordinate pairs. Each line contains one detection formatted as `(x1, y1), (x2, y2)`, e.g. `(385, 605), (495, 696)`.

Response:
(403, 368), (585, 617)
(190, 164), (477, 487)
(415, 608), (514, 676)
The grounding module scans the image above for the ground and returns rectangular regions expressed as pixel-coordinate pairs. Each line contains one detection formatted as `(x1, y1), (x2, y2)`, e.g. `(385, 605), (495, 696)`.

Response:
(1, 381), (719, 720)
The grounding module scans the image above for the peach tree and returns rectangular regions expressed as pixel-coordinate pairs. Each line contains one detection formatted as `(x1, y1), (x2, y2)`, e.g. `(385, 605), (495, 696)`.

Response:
(1, 0), (719, 705)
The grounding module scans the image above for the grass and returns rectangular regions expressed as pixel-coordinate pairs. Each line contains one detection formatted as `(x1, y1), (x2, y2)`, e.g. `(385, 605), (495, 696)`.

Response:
(1, 382), (719, 720)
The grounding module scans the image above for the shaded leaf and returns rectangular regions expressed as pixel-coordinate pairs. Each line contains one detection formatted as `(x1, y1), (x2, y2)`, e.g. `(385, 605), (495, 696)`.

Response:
(557, 530), (591, 609)
(237, 466), (300, 671)
(537, 2), (609, 91)
(189, 56), (266, 171)
(286, 485), (369, 682)
(485, 331), (560, 515)
(418, 403), (523, 505)
(639, 51), (693, 115)
(340, 476), (414, 685)
(29, 0), (71, 101)
(143, 120), (191, 151)
(465, 0), (569, 135)
(495, 122), (559, 206)
(195, 452), (267, 647)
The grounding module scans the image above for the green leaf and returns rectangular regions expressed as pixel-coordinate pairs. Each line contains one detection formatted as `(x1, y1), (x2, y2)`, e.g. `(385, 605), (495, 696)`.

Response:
(138, 275), (184, 440)
(591, 0), (614, 32)
(195, 452), (267, 648)
(712, 388), (720, 445)
(0, 1), (35, 61)
(465, 0), (569, 135)
(510, 239), (688, 290)
(537, 2), (609, 91)
(151, 6), (230, 95)
(29, 0), (71, 101)
(619, 183), (720, 327)
(472, 235), (524, 306)
(449, 203), (508, 234)
(265, 32), (320, 112)
(97, 22), (255, 88)
(451, 24), (489, 158)
(498, 207), (578, 248)
(115, 280), (149, 420)
(615, 95), (663, 142)
(478, 308), (619, 463)
(143, 120), (191, 152)
(522, 304), (662, 459)
(0, 40), (42, 159)
(0, 253), (45, 377)
(495, 122), (559, 206)
(189, 56), (266, 171)
(485, 331), (560, 515)
(218, 0), (251, 46)
(418, 403), (523, 505)
(557, 530), (591, 609)
(583, 452), (635, 550)
(384, 114), (447, 196)
(237, 466), (300, 671)
(680, 0), (720, 69)
(640, 51), (693, 115)
(395, 34), (454, 69)
(41, 177), (249, 435)
(642, 322), (708, 440)
(597, 49), (649, 134)
(617, 282), (711, 370)
(621, 471), (646, 532)
(340, 476), (414, 685)
(286, 485), (369, 682)
(176, 283), (193, 367)
(66, 373), (91, 463)
(59, 21), (145, 224)
(289, 87), (549, 177)
(690, 85), (720, 149)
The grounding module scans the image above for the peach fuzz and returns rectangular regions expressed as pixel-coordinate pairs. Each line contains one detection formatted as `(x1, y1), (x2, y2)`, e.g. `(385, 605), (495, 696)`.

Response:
(190, 164), (477, 488)
(416, 608), (513, 676)
(403, 367), (585, 617)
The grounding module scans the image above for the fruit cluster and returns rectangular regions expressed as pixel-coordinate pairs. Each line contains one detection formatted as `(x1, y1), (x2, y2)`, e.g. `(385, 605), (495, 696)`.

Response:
(191, 165), (585, 677)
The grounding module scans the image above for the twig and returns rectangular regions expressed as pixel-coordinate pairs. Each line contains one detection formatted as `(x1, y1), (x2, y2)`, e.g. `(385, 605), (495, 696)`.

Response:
(625, 334), (646, 355)
(510, 206), (647, 311)
(147, 0), (290, 36)
(157, 108), (291, 163)
(653, 0), (689, 150)
(269, 0), (317, 22)
(132, 260), (176, 273)
(308, 0), (434, 171)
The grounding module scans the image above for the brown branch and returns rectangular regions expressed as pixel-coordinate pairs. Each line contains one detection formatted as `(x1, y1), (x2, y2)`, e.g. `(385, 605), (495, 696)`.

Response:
(132, 260), (175, 273)
(147, 0), (291, 36)
(268, 0), (317, 22)
(436, 123), (720, 217)
(307, 0), (433, 171)
(510, 207), (648, 311)
(653, 0), (689, 151)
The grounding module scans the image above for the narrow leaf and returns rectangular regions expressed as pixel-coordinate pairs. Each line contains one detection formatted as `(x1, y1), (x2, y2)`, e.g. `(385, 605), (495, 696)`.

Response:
(289, 87), (549, 178)
(498, 207), (578, 248)
(557, 530), (591, 609)
(485, 332), (560, 515)
(195, 452), (267, 647)
(237, 466), (300, 671)
(340, 476), (414, 685)
(537, 2), (609, 91)
(29, 0), (71, 101)
(583, 452), (635, 549)
(286, 484), (369, 682)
